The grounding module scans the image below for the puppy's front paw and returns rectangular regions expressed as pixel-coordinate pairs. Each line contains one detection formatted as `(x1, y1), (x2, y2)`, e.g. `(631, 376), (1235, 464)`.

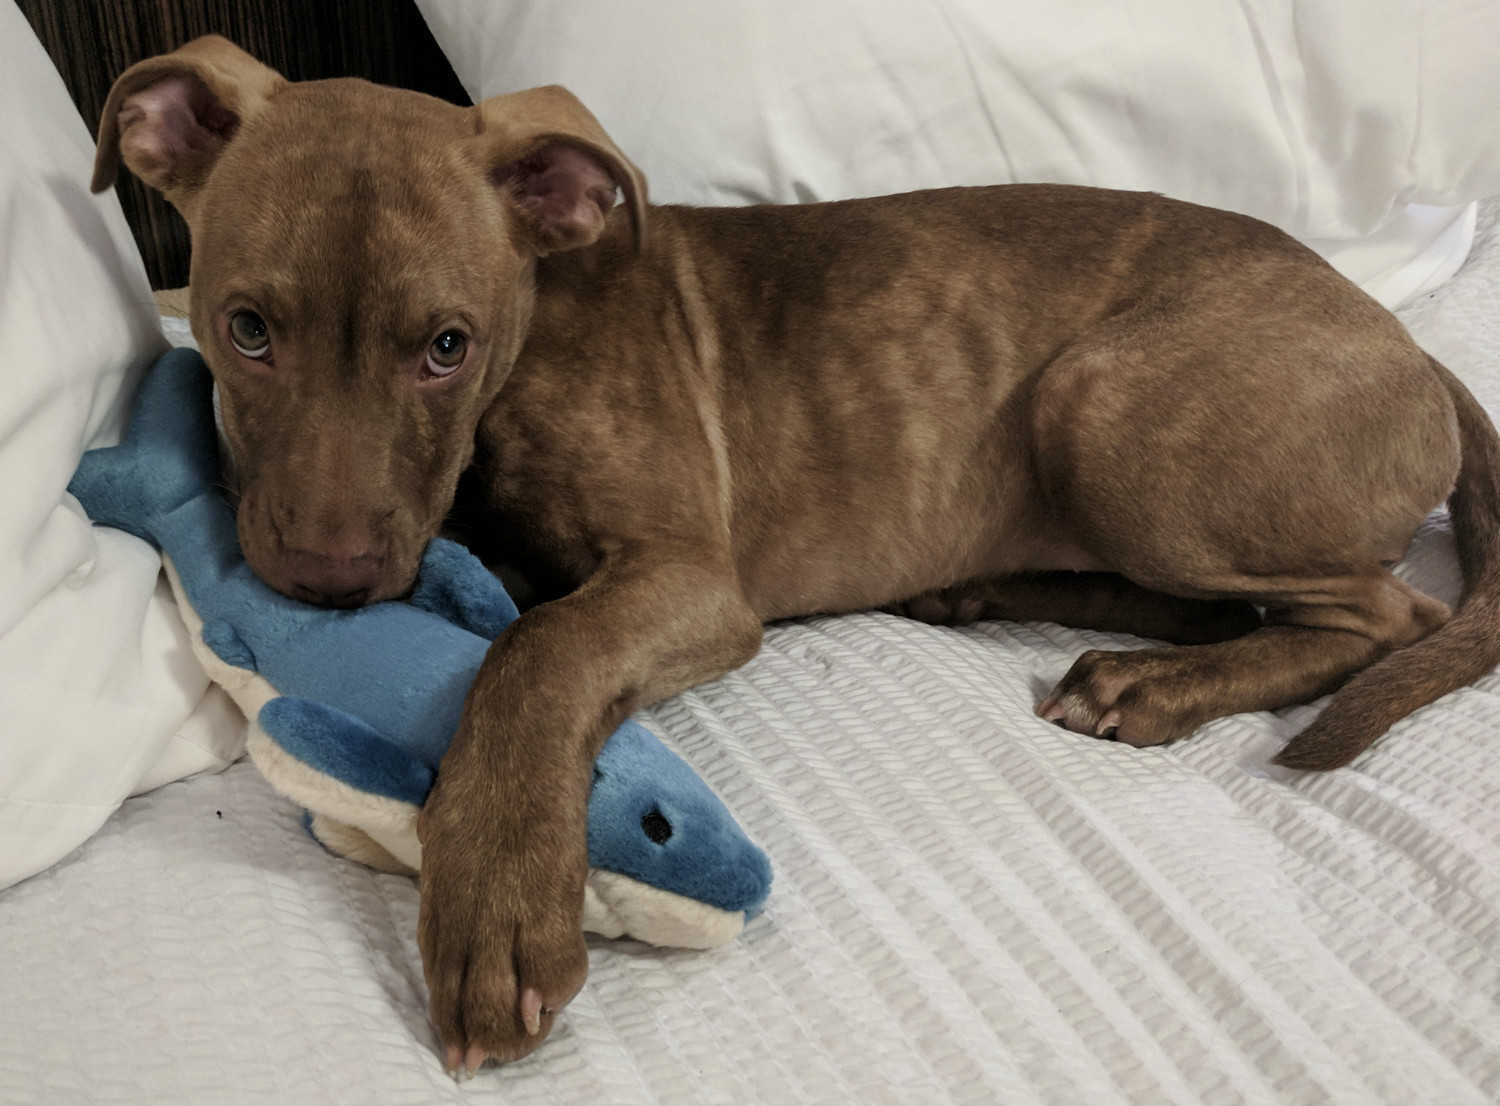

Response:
(417, 781), (589, 1076)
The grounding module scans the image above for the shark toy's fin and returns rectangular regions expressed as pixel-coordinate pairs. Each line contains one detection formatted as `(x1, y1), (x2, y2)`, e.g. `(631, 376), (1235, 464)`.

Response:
(407, 538), (520, 640)
(257, 697), (435, 806)
(200, 618), (257, 671)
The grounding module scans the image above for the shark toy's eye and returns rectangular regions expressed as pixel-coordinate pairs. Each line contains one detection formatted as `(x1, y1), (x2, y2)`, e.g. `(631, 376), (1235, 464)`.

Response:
(641, 808), (673, 845)
(229, 311), (271, 359)
(425, 330), (467, 378)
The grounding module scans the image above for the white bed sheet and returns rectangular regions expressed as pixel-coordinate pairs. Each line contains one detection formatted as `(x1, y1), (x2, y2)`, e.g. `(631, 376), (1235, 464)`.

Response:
(2, 201), (1499, 1105)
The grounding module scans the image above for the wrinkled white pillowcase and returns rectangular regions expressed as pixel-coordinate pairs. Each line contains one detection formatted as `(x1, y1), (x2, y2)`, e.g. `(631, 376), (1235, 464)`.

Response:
(416, 0), (1500, 308)
(0, 0), (242, 889)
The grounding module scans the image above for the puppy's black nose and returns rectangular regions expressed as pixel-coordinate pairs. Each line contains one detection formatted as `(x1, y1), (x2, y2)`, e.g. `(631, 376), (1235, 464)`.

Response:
(281, 549), (385, 608)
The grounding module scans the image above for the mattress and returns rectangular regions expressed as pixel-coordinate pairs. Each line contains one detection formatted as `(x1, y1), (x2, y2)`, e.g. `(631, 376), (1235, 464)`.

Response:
(3, 199), (1499, 1105)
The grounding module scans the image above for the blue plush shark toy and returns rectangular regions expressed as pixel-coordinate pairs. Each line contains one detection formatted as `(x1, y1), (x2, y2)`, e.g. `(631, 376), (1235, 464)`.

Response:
(68, 347), (770, 948)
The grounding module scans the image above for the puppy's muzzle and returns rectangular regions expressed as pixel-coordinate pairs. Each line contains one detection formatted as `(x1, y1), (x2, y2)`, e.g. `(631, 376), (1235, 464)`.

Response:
(279, 546), (386, 608)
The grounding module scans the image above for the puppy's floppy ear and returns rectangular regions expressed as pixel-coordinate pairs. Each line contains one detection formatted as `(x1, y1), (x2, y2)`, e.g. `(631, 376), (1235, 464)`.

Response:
(92, 35), (286, 220)
(473, 86), (647, 256)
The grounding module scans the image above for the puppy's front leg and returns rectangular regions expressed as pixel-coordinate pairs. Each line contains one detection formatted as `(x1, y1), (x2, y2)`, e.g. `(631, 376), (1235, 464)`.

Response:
(416, 549), (761, 1074)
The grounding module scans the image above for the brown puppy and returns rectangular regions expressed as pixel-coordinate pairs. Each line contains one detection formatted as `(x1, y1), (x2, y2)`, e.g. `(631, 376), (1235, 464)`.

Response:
(94, 37), (1500, 1073)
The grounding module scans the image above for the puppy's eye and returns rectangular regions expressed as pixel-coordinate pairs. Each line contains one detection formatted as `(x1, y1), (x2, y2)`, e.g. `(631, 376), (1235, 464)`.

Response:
(425, 330), (467, 378)
(228, 311), (270, 359)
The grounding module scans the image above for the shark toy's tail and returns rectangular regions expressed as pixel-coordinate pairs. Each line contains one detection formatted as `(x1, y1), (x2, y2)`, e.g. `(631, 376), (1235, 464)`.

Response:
(67, 347), (222, 546)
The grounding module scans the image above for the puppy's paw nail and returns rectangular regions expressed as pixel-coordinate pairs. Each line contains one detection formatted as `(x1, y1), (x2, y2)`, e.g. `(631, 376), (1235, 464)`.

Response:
(444, 1044), (463, 1079)
(463, 1043), (488, 1075)
(522, 987), (544, 1036)
(1037, 696), (1065, 723)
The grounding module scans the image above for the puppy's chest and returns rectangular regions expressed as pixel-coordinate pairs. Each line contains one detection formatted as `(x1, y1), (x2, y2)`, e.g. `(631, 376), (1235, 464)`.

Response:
(471, 382), (700, 568)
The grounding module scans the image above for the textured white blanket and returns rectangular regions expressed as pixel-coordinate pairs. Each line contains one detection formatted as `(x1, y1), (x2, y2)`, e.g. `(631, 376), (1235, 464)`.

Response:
(2, 201), (1497, 1105)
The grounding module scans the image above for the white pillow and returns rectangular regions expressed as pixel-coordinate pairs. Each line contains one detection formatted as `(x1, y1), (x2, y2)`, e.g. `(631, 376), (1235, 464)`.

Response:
(0, 0), (242, 889)
(416, 0), (1500, 308)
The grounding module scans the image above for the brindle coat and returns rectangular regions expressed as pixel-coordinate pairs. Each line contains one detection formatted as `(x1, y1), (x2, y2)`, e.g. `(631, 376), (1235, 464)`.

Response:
(94, 36), (1500, 1075)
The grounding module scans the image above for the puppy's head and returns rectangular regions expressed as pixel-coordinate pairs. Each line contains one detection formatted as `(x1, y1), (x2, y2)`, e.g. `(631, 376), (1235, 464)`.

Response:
(94, 37), (645, 606)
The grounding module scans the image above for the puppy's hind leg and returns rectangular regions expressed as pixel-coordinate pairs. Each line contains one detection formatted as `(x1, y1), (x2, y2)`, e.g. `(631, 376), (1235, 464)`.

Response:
(894, 572), (1262, 645)
(1025, 301), (1462, 749)
(1038, 569), (1449, 745)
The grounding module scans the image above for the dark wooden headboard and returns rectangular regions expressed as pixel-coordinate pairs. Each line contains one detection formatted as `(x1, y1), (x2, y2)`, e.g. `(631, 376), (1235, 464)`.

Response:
(18, 0), (471, 289)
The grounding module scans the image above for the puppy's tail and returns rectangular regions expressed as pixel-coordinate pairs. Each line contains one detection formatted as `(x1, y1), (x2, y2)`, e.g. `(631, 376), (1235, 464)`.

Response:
(1273, 357), (1500, 771)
